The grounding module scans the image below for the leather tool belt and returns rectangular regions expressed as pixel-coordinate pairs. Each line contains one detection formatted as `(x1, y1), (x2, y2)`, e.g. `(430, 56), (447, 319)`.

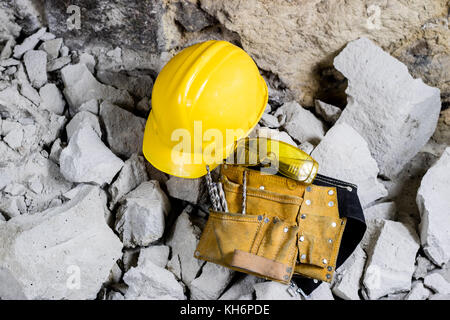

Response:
(194, 164), (366, 293)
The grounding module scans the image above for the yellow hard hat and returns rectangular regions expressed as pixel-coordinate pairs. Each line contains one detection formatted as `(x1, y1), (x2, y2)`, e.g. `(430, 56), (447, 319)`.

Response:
(142, 40), (268, 178)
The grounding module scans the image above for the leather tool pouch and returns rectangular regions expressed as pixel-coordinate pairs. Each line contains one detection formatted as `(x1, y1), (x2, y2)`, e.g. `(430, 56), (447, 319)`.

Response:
(195, 164), (349, 284)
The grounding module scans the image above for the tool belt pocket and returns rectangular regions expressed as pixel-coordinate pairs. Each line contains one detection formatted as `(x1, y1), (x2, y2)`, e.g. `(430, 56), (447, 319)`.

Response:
(195, 210), (298, 283)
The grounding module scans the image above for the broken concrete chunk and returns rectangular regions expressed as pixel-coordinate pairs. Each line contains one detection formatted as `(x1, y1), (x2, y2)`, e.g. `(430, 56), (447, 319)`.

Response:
(334, 37), (441, 178)
(71, 98), (98, 116)
(39, 32), (56, 41)
(23, 50), (47, 88)
(220, 275), (260, 300)
(49, 138), (63, 164)
(255, 127), (297, 147)
(166, 175), (206, 204)
(311, 123), (387, 207)
(166, 207), (204, 285)
(136, 96), (151, 115)
(96, 70), (153, 99)
(416, 147), (450, 266)
(66, 111), (101, 141)
(404, 281), (431, 300)
(59, 46), (69, 57)
(99, 101), (146, 158)
(424, 273), (450, 294)
(78, 52), (96, 73)
(275, 101), (325, 145)
(3, 127), (23, 150)
(175, 0), (214, 32)
(123, 256), (185, 300)
(19, 81), (40, 105)
(108, 154), (149, 206)
(39, 83), (65, 115)
(0, 185), (123, 299)
(413, 255), (435, 280)
(115, 181), (170, 248)
(1, 38), (15, 60)
(259, 113), (280, 128)
(362, 220), (420, 300)
(333, 245), (367, 300)
(13, 27), (46, 59)
(38, 38), (62, 60)
(190, 263), (234, 300)
(315, 100), (342, 124)
(138, 245), (170, 269)
(61, 63), (133, 111)
(47, 55), (71, 72)
(309, 283), (334, 300)
(59, 126), (124, 185)
(364, 202), (397, 221)
(253, 281), (301, 300)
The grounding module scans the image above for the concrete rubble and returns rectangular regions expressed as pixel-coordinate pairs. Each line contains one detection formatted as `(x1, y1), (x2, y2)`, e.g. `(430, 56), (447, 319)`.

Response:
(424, 272), (450, 294)
(253, 281), (301, 300)
(189, 263), (234, 300)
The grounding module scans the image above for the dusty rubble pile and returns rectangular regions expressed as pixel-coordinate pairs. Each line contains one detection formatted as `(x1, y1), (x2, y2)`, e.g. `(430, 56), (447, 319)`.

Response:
(0, 2), (449, 300)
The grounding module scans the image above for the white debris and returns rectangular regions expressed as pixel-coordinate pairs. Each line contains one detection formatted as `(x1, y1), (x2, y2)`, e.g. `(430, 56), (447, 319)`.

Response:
(123, 251), (185, 300)
(99, 101), (146, 158)
(299, 141), (314, 154)
(416, 147), (450, 266)
(49, 138), (63, 164)
(424, 272), (450, 294)
(79, 52), (96, 73)
(138, 245), (170, 269)
(315, 100), (342, 123)
(71, 98), (98, 116)
(333, 245), (367, 300)
(259, 113), (280, 128)
(255, 127), (297, 147)
(59, 46), (69, 57)
(166, 176), (205, 204)
(334, 37), (441, 177)
(38, 38), (62, 60)
(363, 220), (420, 299)
(115, 181), (170, 248)
(413, 255), (435, 280)
(1, 38), (15, 60)
(3, 127), (23, 150)
(311, 123), (387, 207)
(23, 50), (47, 88)
(275, 101), (325, 145)
(108, 154), (149, 206)
(0, 185), (123, 300)
(364, 202), (397, 221)
(47, 56), (71, 72)
(253, 281), (301, 300)
(190, 263), (234, 300)
(59, 126), (124, 185)
(61, 63), (133, 111)
(166, 207), (204, 285)
(404, 281), (431, 300)
(66, 111), (101, 141)
(19, 81), (40, 105)
(309, 283), (334, 300)
(220, 275), (260, 300)
(39, 32), (56, 41)
(12, 27), (46, 59)
(39, 83), (65, 115)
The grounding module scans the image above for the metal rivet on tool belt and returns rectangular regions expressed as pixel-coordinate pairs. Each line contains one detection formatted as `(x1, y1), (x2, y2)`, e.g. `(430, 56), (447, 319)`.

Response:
(299, 236), (304, 242)
(328, 239), (333, 244)
(257, 215), (263, 221)
(306, 186), (312, 192)
(283, 275), (289, 280)
(341, 220), (345, 225)
(327, 266), (333, 271)
(264, 217), (270, 223)
(195, 251), (200, 256)
(259, 185), (265, 190)
(283, 227), (289, 233)
(328, 201), (334, 207)
(305, 199), (311, 205)
(286, 267), (292, 273)
(328, 189), (334, 195)
(346, 186), (353, 192)
(331, 222), (337, 227)
(326, 274), (331, 280)
(301, 214), (307, 219)
(313, 279), (318, 284)
(301, 254), (306, 260)
(322, 258), (328, 264)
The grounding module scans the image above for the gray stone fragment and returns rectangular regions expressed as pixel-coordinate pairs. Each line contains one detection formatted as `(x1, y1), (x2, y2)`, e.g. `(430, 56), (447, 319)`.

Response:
(115, 181), (170, 248)
(413, 255), (435, 280)
(309, 283), (334, 300)
(78, 52), (96, 73)
(108, 154), (149, 206)
(253, 281), (301, 300)
(416, 147), (450, 266)
(13, 27), (46, 59)
(71, 98), (98, 116)
(190, 263), (234, 300)
(99, 101), (146, 157)
(39, 83), (65, 115)
(175, 0), (214, 32)
(255, 127), (297, 147)
(66, 111), (101, 141)
(59, 46), (69, 57)
(364, 202), (397, 221)
(259, 113), (280, 128)
(38, 38), (62, 60)
(166, 207), (204, 285)
(19, 81), (40, 105)
(96, 70), (153, 99)
(220, 275), (260, 300)
(314, 100), (342, 123)
(333, 245), (366, 300)
(424, 272), (450, 294)
(138, 245), (170, 269)
(404, 281), (431, 300)
(363, 220), (420, 300)
(275, 101), (325, 145)
(136, 96), (151, 115)
(0, 58), (20, 67)
(334, 37), (441, 177)
(311, 123), (387, 207)
(59, 126), (124, 185)
(49, 138), (63, 164)
(429, 293), (450, 300)
(1, 38), (15, 60)
(0, 185), (123, 300)
(166, 176), (205, 204)
(47, 55), (71, 72)
(61, 63), (133, 110)
(23, 50), (47, 88)
(4, 127), (23, 150)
